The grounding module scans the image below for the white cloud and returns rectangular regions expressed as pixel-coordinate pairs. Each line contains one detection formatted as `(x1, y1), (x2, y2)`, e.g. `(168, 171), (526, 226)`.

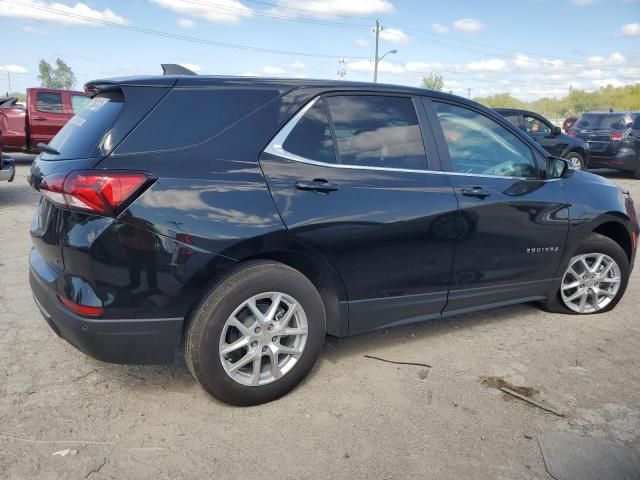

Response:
(570, 0), (597, 5)
(0, 65), (28, 74)
(588, 52), (626, 65)
(379, 27), (409, 44)
(348, 59), (405, 74)
(289, 61), (306, 70)
(181, 63), (202, 72)
(465, 58), (506, 71)
(431, 23), (448, 34)
(620, 23), (640, 37)
(270, 0), (394, 18)
(0, 0), (128, 26)
(177, 17), (194, 29)
(452, 18), (485, 34)
(592, 78), (623, 88)
(150, 0), (252, 24)
(262, 66), (286, 75)
(354, 38), (370, 47)
(619, 67), (640, 79)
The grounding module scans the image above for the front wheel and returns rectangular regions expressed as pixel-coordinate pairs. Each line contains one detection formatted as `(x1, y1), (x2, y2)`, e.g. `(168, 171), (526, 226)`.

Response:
(185, 260), (326, 406)
(543, 233), (629, 314)
(564, 151), (585, 170)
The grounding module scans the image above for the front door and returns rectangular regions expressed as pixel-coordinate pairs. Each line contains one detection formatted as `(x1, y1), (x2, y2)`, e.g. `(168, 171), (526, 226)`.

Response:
(260, 93), (458, 334)
(426, 99), (569, 314)
(523, 112), (565, 157)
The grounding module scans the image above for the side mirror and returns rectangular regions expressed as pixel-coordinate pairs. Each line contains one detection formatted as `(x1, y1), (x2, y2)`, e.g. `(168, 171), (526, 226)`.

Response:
(553, 126), (562, 136)
(548, 156), (569, 178)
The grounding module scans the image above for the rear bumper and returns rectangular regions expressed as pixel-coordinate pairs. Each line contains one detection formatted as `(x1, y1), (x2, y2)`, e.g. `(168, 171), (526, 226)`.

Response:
(29, 249), (183, 365)
(589, 148), (639, 172)
(0, 156), (15, 182)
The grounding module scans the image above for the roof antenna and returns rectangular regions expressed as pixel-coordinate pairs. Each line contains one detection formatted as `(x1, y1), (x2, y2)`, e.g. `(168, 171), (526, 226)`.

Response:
(161, 64), (198, 76)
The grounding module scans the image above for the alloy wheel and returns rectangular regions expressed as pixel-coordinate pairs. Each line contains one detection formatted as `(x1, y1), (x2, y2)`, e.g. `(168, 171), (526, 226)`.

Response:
(560, 253), (621, 313)
(567, 156), (583, 170)
(219, 292), (308, 386)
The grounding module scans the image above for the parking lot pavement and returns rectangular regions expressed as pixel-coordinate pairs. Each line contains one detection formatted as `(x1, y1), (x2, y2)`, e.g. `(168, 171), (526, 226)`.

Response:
(1, 164), (639, 479)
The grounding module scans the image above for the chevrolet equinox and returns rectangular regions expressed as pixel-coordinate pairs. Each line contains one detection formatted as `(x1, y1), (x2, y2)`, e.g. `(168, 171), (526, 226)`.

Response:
(28, 69), (639, 405)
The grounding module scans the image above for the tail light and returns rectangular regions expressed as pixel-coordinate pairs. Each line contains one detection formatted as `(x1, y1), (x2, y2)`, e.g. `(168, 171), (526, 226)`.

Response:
(568, 129), (577, 137)
(58, 295), (103, 317)
(610, 132), (623, 141)
(40, 170), (156, 216)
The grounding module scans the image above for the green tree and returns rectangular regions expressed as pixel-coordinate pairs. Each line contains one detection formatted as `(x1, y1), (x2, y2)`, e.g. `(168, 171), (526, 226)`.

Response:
(421, 73), (444, 91)
(38, 58), (76, 90)
(474, 93), (528, 109)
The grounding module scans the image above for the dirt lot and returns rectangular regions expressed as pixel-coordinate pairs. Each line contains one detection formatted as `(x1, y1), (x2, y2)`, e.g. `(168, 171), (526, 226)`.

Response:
(1, 164), (639, 479)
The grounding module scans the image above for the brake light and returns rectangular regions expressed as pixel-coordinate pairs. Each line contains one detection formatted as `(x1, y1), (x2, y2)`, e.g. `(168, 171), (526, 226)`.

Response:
(58, 295), (103, 317)
(40, 171), (155, 216)
(611, 132), (623, 141)
(568, 130), (577, 137)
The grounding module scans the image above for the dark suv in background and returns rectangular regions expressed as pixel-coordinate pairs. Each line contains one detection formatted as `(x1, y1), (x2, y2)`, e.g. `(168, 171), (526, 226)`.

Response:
(570, 112), (640, 178)
(495, 108), (590, 170)
(28, 69), (638, 405)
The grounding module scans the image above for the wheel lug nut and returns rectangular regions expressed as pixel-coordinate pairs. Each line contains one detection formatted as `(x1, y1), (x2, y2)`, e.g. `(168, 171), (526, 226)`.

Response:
(268, 324), (274, 331)
(262, 346), (268, 353)
(251, 341), (257, 347)
(255, 327), (261, 334)
(272, 336), (278, 342)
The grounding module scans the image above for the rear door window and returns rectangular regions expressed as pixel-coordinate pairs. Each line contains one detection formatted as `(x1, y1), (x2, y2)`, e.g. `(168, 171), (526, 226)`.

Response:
(281, 99), (336, 164)
(46, 92), (124, 160)
(325, 95), (428, 170)
(71, 94), (91, 113)
(36, 92), (63, 113)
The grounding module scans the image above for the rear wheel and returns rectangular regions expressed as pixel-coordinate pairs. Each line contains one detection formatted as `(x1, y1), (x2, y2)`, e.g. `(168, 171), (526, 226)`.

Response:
(543, 233), (629, 314)
(185, 260), (326, 405)
(564, 151), (585, 170)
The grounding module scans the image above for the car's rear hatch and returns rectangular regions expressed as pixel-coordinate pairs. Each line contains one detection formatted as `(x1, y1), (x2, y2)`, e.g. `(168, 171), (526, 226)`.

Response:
(28, 80), (172, 270)
(574, 113), (632, 157)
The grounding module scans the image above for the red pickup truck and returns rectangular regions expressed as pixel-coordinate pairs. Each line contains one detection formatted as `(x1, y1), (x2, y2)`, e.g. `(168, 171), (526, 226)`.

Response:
(0, 87), (90, 154)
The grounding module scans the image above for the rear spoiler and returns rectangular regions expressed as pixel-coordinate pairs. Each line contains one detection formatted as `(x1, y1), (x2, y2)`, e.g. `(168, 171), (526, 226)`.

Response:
(161, 64), (198, 76)
(85, 64), (197, 96)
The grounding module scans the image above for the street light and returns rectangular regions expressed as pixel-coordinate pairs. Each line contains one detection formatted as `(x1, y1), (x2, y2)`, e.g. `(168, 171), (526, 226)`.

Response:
(374, 49), (397, 83)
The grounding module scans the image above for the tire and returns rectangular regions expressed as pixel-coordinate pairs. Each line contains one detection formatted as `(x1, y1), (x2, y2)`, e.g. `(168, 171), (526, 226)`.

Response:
(564, 151), (585, 171)
(185, 260), (326, 406)
(542, 233), (629, 314)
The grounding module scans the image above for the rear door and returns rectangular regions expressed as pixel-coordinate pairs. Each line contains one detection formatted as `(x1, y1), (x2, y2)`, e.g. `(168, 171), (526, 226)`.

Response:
(523, 112), (564, 157)
(28, 90), (69, 145)
(260, 92), (458, 334)
(425, 98), (569, 313)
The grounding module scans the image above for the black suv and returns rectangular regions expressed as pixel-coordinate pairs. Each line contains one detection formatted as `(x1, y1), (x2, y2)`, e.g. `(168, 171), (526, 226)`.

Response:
(28, 72), (638, 405)
(495, 108), (590, 170)
(571, 112), (640, 178)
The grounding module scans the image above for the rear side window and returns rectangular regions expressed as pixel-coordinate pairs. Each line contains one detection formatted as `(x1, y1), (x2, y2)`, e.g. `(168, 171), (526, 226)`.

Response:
(116, 88), (282, 154)
(36, 92), (63, 113)
(282, 99), (336, 164)
(71, 94), (91, 113)
(326, 95), (427, 170)
(46, 92), (124, 160)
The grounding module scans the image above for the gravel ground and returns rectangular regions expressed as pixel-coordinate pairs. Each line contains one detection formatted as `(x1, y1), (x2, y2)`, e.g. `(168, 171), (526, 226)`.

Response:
(1, 164), (639, 479)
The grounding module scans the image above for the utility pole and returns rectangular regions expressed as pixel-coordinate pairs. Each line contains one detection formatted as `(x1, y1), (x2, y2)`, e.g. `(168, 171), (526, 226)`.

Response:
(7, 72), (12, 93)
(467, 87), (472, 99)
(337, 58), (347, 79)
(373, 19), (382, 83)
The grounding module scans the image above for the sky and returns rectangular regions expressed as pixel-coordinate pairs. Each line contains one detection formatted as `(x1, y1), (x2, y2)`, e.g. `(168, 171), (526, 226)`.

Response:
(1, 0), (639, 101)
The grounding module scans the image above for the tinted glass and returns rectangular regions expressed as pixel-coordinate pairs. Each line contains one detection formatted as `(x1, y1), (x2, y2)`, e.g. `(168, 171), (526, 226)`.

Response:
(326, 95), (427, 170)
(46, 92), (124, 160)
(523, 114), (551, 134)
(434, 102), (537, 178)
(36, 92), (63, 113)
(575, 113), (633, 130)
(71, 94), (91, 113)
(501, 113), (520, 126)
(117, 88), (281, 153)
(282, 99), (336, 163)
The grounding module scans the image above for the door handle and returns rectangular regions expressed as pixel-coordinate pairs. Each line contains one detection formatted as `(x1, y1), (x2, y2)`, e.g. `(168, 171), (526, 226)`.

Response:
(32, 116), (47, 121)
(460, 186), (491, 198)
(295, 179), (339, 193)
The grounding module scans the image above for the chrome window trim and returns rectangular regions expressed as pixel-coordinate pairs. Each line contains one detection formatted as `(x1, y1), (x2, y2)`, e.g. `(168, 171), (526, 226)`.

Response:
(263, 96), (544, 181)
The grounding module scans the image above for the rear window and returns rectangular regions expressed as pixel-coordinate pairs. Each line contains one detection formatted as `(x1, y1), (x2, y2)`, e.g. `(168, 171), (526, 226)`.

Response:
(575, 113), (633, 130)
(115, 88), (282, 154)
(45, 92), (124, 160)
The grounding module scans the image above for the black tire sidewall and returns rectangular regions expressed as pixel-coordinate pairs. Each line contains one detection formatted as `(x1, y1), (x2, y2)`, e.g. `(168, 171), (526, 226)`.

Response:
(547, 233), (630, 314)
(187, 262), (326, 406)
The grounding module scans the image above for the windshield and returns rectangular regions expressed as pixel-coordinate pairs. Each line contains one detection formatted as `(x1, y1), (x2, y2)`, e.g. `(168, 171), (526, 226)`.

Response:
(574, 113), (633, 131)
(43, 91), (124, 161)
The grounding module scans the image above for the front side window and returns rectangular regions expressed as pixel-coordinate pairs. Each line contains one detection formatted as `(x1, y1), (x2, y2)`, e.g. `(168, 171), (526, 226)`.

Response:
(434, 102), (537, 178)
(523, 114), (551, 135)
(71, 94), (91, 113)
(325, 95), (427, 170)
(36, 92), (63, 113)
(282, 99), (336, 164)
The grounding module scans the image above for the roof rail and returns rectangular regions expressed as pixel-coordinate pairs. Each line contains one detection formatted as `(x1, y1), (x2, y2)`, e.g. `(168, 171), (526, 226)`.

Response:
(161, 64), (198, 76)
